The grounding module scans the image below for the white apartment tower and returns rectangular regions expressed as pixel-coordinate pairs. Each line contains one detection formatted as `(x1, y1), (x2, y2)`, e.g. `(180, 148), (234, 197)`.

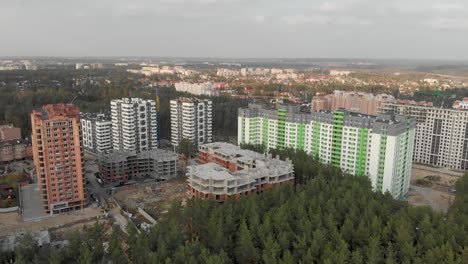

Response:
(382, 102), (468, 170)
(111, 98), (157, 152)
(81, 113), (112, 154)
(170, 97), (212, 149)
(238, 104), (415, 198)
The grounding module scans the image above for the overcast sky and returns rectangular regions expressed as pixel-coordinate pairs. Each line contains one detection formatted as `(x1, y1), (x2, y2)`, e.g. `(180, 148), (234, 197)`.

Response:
(1, 0), (468, 60)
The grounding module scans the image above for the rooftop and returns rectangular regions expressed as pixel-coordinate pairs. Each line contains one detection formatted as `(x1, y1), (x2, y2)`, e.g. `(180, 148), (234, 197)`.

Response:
(99, 149), (178, 163)
(171, 97), (211, 103)
(0, 139), (31, 147)
(189, 162), (255, 184)
(80, 112), (111, 121)
(33, 104), (80, 120)
(201, 142), (265, 160)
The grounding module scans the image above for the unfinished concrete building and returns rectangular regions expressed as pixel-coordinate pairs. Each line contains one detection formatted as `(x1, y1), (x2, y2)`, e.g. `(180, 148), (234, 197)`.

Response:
(187, 142), (294, 202)
(98, 149), (178, 183)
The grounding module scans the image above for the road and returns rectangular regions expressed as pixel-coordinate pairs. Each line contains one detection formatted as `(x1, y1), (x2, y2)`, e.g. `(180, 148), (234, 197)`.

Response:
(83, 160), (110, 204)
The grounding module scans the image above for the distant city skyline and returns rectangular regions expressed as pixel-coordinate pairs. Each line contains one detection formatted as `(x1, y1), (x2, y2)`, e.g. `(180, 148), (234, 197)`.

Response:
(1, 0), (468, 60)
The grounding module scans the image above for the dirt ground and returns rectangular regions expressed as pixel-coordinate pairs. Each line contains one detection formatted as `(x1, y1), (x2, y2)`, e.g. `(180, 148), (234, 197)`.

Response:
(0, 207), (105, 237)
(407, 165), (459, 212)
(114, 177), (187, 220)
(411, 167), (459, 189)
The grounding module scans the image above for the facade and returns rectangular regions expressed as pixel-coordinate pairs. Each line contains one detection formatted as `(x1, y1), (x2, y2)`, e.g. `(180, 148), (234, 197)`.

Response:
(170, 97), (212, 149)
(31, 104), (85, 214)
(187, 142), (294, 202)
(111, 98), (158, 152)
(311, 91), (395, 115)
(0, 139), (33, 163)
(174, 82), (218, 96)
(331, 91), (395, 115)
(98, 149), (178, 183)
(81, 113), (112, 154)
(0, 125), (21, 141)
(311, 95), (332, 112)
(238, 104), (415, 198)
(382, 103), (468, 170)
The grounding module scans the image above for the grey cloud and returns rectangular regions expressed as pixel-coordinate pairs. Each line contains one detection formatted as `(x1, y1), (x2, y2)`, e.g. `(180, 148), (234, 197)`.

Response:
(0, 0), (467, 59)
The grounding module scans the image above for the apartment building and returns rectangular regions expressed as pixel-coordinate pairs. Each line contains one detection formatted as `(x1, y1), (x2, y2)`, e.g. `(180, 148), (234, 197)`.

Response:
(170, 97), (212, 149)
(311, 95), (332, 112)
(238, 104), (415, 198)
(111, 98), (158, 152)
(331, 91), (395, 115)
(0, 139), (32, 163)
(81, 113), (112, 154)
(382, 102), (468, 170)
(174, 82), (218, 96)
(453, 98), (468, 110)
(31, 104), (85, 214)
(187, 142), (294, 202)
(0, 124), (21, 141)
(97, 149), (178, 183)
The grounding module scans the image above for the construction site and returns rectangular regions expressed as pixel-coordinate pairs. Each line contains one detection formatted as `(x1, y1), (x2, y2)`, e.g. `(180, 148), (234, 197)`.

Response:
(407, 164), (461, 212)
(113, 177), (187, 228)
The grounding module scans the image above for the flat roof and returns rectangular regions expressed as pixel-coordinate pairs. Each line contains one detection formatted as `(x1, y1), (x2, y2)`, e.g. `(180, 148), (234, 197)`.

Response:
(201, 142), (265, 160)
(0, 139), (31, 147)
(189, 163), (254, 184)
(99, 149), (178, 163)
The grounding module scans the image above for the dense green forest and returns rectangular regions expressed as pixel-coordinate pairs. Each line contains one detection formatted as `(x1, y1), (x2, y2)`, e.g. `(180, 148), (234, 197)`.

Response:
(0, 70), (248, 140)
(3, 147), (467, 263)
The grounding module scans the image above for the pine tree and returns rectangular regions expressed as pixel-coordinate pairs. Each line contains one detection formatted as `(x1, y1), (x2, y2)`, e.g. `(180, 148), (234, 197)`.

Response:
(235, 220), (259, 264)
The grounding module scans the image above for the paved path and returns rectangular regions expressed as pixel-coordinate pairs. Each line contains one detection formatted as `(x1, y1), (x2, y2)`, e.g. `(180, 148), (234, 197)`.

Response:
(20, 184), (49, 222)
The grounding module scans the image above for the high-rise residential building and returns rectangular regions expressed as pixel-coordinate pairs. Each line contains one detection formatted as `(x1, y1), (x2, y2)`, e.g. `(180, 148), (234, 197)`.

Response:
(174, 82), (218, 96)
(31, 104), (85, 214)
(111, 98), (157, 152)
(170, 97), (212, 149)
(382, 102), (468, 170)
(187, 142), (294, 202)
(81, 113), (112, 154)
(238, 104), (415, 198)
(330, 90), (395, 115)
(0, 124), (21, 141)
(311, 95), (333, 112)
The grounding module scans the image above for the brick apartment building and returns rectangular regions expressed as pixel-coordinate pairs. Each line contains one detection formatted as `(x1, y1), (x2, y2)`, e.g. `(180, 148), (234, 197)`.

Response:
(31, 104), (86, 214)
(0, 139), (32, 163)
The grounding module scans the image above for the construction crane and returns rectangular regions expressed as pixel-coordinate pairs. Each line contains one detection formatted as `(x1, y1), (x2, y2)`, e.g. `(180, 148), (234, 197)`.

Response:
(155, 84), (161, 147)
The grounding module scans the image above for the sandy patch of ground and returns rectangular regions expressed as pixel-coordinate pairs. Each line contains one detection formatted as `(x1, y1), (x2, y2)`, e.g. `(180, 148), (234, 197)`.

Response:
(407, 165), (459, 212)
(114, 177), (187, 220)
(0, 207), (105, 237)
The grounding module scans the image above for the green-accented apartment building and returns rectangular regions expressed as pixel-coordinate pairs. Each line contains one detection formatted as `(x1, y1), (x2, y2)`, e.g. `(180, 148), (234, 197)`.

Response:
(238, 104), (416, 198)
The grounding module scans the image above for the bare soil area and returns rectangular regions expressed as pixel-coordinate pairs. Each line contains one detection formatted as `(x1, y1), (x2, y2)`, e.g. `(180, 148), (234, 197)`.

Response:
(407, 165), (459, 212)
(0, 207), (105, 237)
(114, 177), (187, 220)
